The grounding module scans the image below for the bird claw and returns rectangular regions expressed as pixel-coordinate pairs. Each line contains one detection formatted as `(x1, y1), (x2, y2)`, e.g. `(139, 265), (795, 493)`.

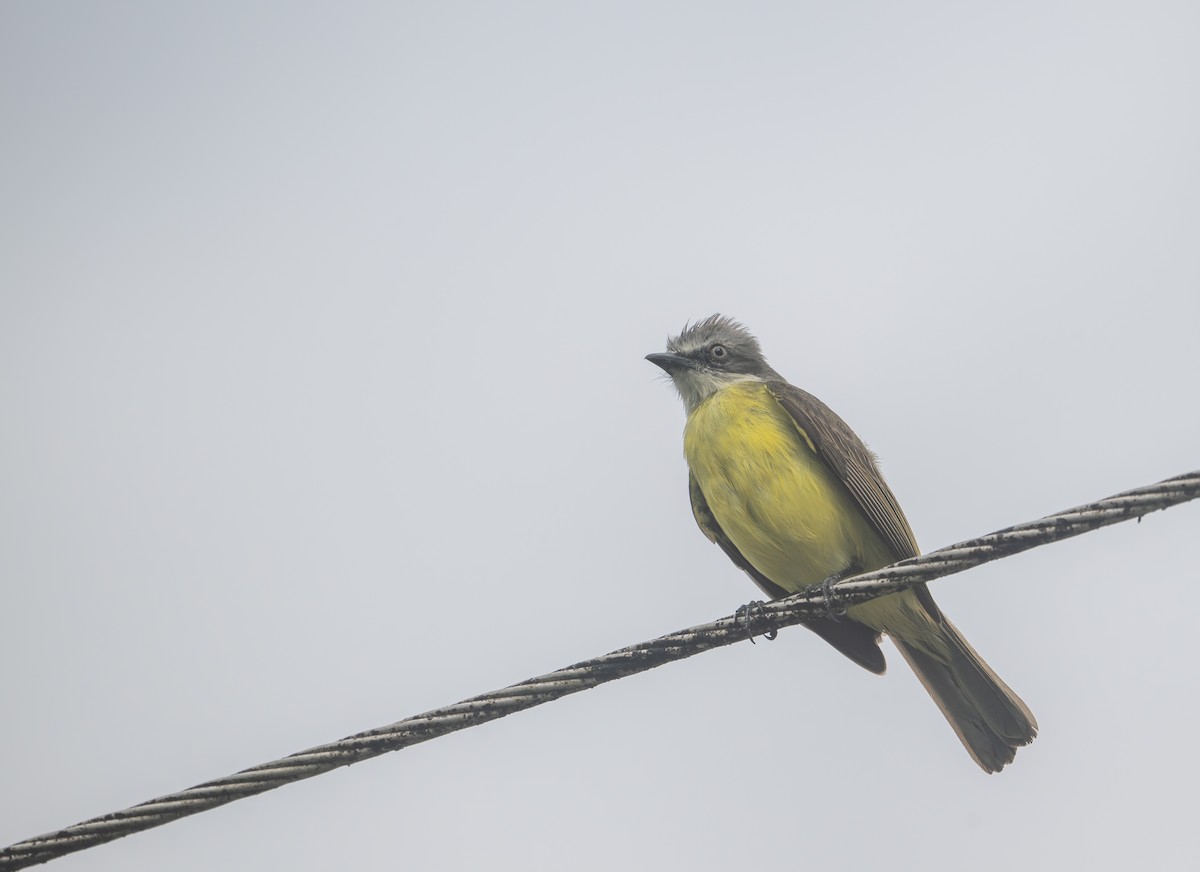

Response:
(820, 572), (849, 620)
(734, 600), (778, 643)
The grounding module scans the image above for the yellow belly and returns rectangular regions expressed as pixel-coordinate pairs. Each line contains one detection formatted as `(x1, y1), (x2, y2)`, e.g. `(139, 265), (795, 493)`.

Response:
(683, 382), (895, 593)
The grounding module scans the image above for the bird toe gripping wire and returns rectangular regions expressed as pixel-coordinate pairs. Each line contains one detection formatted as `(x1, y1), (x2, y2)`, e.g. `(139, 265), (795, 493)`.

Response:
(735, 600), (778, 643)
(819, 571), (851, 620)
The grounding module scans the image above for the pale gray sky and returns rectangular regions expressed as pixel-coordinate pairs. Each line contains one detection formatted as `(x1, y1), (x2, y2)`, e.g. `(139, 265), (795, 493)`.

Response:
(3, 2), (1199, 870)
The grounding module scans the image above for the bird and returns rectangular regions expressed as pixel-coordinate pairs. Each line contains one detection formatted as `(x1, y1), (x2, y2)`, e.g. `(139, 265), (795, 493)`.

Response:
(647, 314), (1036, 772)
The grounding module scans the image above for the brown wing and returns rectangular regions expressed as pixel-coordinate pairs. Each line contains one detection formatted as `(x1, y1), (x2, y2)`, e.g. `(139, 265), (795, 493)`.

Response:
(767, 381), (920, 561)
(689, 472), (886, 674)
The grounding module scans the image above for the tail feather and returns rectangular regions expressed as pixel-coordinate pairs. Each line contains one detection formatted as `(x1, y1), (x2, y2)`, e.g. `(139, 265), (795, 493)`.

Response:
(892, 618), (1037, 774)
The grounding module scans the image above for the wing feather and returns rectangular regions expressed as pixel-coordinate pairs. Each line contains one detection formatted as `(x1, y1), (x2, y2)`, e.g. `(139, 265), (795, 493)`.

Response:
(767, 382), (920, 561)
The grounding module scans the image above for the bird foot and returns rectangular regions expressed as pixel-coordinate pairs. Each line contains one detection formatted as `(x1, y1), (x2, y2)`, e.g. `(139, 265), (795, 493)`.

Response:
(820, 572), (850, 620)
(734, 600), (778, 644)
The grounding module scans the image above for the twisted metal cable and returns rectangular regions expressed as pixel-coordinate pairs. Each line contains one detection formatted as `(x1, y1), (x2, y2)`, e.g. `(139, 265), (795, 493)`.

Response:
(2, 470), (1197, 870)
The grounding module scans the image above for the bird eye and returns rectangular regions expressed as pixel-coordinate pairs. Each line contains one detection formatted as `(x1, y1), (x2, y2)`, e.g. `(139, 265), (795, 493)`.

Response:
(710, 344), (728, 360)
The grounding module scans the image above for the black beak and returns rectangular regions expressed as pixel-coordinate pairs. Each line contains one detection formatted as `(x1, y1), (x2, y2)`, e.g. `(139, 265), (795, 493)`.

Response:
(645, 352), (697, 373)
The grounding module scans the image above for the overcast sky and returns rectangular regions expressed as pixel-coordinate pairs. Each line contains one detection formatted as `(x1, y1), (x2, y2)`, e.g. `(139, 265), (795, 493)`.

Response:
(3, 2), (1199, 870)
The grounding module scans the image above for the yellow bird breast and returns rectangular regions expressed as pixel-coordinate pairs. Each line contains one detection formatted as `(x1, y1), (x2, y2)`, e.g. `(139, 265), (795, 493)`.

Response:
(683, 381), (890, 593)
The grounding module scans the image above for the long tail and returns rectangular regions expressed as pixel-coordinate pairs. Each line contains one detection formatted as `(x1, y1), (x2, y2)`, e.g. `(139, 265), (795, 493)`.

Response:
(892, 617), (1037, 773)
